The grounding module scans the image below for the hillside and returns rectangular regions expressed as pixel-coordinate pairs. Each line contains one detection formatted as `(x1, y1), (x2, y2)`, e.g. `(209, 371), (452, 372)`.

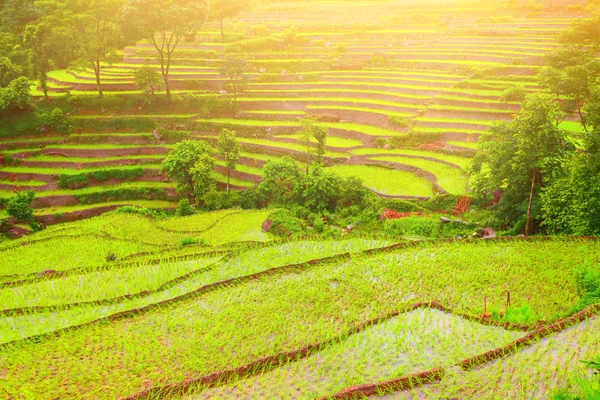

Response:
(0, 0), (591, 223)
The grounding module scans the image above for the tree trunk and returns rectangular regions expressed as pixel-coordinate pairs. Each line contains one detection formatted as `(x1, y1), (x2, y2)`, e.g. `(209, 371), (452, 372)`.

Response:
(525, 169), (537, 236)
(94, 60), (103, 98)
(227, 169), (230, 194)
(40, 69), (48, 101)
(220, 17), (225, 44)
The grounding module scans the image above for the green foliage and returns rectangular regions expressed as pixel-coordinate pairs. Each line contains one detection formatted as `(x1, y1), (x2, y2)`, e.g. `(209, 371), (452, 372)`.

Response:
(499, 86), (526, 103)
(175, 198), (195, 217)
(5, 190), (36, 230)
(257, 156), (302, 206)
(573, 263), (600, 311)
(36, 107), (70, 134)
(58, 174), (89, 190)
(216, 128), (241, 193)
(266, 209), (303, 237)
(134, 65), (163, 96)
(388, 116), (413, 128)
(0, 56), (21, 87)
(179, 237), (203, 247)
(297, 166), (339, 213)
(115, 205), (168, 219)
(74, 187), (169, 204)
(58, 168), (144, 189)
(542, 88), (600, 235)
(202, 187), (240, 211)
(0, 76), (31, 112)
(161, 140), (213, 195)
(219, 55), (249, 101)
(471, 94), (573, 231)
(191, 153), (217, 204)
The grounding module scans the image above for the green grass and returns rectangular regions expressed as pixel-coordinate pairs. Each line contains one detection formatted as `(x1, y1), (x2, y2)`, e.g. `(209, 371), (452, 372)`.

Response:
(0, 179), (47, 187)
(351, 148), (473, 170)
(327, 165), (433, 197)
(195, 308), (523, 399)
(0, 238), (596, 398)
(371, 156), (469, 195)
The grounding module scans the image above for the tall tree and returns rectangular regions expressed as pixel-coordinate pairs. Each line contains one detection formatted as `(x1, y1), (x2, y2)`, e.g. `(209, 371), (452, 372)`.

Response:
(471, 94), (574, 235)
(216, 128), (241, 194)
(209, 0), (250, 43)
(123, 0), (209, 101)
(72, 0), (126, 98)
(24, 1), (76, 100)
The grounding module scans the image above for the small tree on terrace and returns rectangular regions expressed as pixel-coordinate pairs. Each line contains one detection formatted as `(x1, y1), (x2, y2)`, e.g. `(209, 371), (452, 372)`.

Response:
(209, 0), (251, 44)
(134, 65), (162, 95)
(299, 118), (328, 173)
(123, 0), (209, 102)
(216, 128), (241, 194)
(471, 93), (574, 235)
(219, 55), (249, 103)
(161, 140), (213, 197)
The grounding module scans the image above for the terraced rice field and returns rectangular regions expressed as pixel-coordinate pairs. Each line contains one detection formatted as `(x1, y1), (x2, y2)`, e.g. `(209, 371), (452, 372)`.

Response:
(4, 0), (587, 216)
(1, 209), (599, 399)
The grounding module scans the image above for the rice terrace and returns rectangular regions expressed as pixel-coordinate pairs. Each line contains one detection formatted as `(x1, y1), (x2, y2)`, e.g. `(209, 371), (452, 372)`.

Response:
(1, 0), (600, 398)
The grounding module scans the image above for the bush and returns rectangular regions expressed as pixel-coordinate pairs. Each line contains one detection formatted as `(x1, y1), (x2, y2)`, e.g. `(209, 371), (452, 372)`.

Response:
(499, 86), (526, 103)
(239, 187), (258, 209)
(265, 209), (303, 237)
(115, 205), (168, 218)
(175, 198), (195, 216)
(179, 237), (203, 247)
(5, 190), (37, 230)
(384, 216), (474, 238)
(134, 65), (163, 95)
(202, 188), (240, 211)
(573, 263), (600, 311)
(36, 108), (70, 134)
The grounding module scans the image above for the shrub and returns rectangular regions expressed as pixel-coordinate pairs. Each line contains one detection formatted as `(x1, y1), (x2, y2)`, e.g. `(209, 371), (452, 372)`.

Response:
(134, 65), (163, 95)
(58, 174), (90, 189)
(0, 77), (31, 112)
(572, 263), (600, 311)
(239, 187), (258, 209)
(5, 190), (37, 230)
(116, 205), (168, 218)
(499, 86), (526, 103)
(388, 116), (413, 128)
(179, 237), (203, 247)
(265, 209), (303, 236)
(175, 198), (195, 216)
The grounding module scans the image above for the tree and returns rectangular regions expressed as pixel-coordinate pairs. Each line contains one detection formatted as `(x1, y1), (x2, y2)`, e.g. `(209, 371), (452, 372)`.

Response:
(209, 0), (250, 43)
(216, 128), (241, 194)
(134, 65), (162, 95)
(298, 166), (339, 213)
(471, 94), (574, 234)
(298, 119), (328, 172)
(190, 153), (216, 204)
(72, 0), (126, 98)
(161, 140), (213, 196)
(219, 55), (248, 103)
(24, 1), (77, 100)
(0, 56), (21, 87)
(257, 156), (301, 206)
(541, 86), (600, 235)
(0, 76), (31, 111)
(123, 0), (209, 101)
